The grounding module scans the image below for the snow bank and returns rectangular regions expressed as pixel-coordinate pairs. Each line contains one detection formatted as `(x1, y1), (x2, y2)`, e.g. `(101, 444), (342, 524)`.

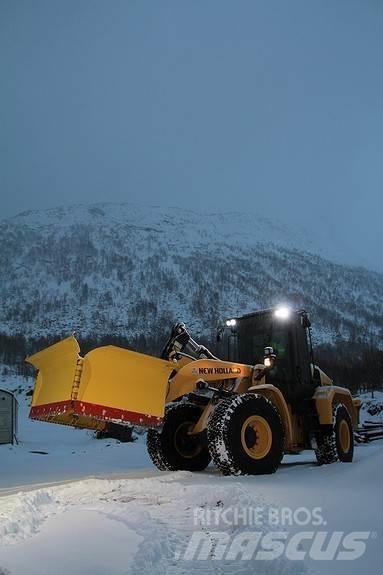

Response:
(359, 391), (383, 424)
(0, 473), (298, 575)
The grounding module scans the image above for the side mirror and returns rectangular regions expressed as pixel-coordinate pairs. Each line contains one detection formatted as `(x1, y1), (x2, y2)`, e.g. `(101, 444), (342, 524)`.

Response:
(216, 326), (224, 342)
(263, 346), (277, 368)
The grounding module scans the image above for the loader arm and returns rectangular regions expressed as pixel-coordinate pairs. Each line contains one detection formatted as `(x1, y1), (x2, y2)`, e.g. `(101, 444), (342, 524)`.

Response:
(161, 322), (218, 362)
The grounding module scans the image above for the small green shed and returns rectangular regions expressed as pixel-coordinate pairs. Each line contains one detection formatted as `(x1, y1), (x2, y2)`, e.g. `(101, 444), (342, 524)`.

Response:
(0, 389), (18, 445)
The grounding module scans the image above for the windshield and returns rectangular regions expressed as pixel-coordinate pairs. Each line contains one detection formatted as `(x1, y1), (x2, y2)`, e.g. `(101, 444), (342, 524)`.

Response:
(224, 314), (293, 387)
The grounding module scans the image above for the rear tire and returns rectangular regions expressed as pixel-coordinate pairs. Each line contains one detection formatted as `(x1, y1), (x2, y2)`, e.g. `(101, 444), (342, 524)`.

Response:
(334, 404), (354, 462)
(314, 403), (354, 465)
(207, 394), (284, 476)
(147, 402), (211, 471)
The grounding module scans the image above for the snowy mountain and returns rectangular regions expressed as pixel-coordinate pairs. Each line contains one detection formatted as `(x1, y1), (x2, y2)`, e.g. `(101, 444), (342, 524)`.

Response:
(0, 202), (382, 347)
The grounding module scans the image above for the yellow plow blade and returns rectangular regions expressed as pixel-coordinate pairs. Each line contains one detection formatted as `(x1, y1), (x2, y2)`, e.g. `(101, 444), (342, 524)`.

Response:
(26, 336), (175, 429)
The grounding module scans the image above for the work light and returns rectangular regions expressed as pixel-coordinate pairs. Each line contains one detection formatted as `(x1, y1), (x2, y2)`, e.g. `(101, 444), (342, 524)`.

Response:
(274, 306), (291, 320)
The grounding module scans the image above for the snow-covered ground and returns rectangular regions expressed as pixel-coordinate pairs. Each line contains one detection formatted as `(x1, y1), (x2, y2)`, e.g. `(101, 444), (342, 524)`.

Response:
(0, 373), (152, 490)
(0, 375), (382, 575)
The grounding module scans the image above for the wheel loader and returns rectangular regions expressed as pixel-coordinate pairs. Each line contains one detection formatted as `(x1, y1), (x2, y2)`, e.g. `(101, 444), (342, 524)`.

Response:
(26, 307), (361, 475)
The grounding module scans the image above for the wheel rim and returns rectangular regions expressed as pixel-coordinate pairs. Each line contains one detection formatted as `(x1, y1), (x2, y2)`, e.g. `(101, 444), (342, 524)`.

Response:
(339, 419), (351, 453)
(241, 415), (273, 460)
(173, 421), (202, 459)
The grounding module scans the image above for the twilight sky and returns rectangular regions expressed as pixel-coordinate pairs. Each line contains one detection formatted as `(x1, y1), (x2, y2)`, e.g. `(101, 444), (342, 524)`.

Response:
(1, 0), (382, 271)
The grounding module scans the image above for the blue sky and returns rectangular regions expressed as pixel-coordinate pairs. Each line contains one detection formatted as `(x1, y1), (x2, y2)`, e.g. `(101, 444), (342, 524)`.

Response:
(1, 0), (382, 271)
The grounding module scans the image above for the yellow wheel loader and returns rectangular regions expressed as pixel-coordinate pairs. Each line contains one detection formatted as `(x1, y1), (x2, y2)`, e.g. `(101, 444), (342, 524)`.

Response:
(26, 307), (361, 475)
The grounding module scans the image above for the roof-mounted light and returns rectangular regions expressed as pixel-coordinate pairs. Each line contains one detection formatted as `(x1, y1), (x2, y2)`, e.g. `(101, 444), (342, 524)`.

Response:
(274, 306), (291, 320)
(225, 318), (237, 327)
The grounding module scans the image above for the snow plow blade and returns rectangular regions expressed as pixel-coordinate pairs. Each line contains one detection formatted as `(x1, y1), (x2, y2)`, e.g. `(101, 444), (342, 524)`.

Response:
(26, 336), (175, 430)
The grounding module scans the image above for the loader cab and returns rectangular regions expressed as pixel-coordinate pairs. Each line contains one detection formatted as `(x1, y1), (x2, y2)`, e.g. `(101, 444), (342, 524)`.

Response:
(218, 308), (315, 411)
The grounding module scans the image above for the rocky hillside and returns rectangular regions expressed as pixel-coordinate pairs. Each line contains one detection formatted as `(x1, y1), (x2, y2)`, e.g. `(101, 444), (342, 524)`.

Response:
(0, 203), (382, 348)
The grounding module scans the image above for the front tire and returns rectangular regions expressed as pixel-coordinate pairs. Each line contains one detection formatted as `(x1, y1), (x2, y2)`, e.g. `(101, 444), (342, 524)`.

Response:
(147, 402), (211, 471)
(207, 394), (284, 476)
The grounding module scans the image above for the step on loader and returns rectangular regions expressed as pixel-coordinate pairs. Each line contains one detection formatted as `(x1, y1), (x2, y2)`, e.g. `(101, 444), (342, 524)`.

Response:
(27, 307), (362, 475)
